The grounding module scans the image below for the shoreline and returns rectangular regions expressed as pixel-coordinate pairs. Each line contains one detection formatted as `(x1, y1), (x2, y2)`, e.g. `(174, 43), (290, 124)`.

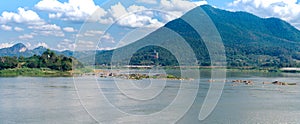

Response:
(1, 67), (299, 77)
(0, 68), (72, 77)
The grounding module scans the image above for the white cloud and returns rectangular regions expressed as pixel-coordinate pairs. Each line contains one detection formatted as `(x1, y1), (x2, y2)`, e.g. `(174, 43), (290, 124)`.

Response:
(19, 34), (34, 39)
(193, 0), (208, 6)
(127, 4), (148, 13)
(35, 0), (174, 28)
(108, 2), (128, 19)
(57, 39), (75, 51)
(28, 24), (65, 37)
(159, 0), (200, 16)
(40, 30), (65, 37)
(0, 43), (14, 49)
(118, 12), (164, 28)
(76, 40), (97, 50)
(97, 47), (116, 51)
(35, 0), (71, 12)
(35, 0), (106, 21)
(0, 25), (12, 31)
(63, 27), (76, 32)
(0, 7), (44, 25)
(229, 0), (300, 29)
(35, 42), (49, 48)
(100, 33), (115, 43)
(136, 0), (158, 4)
(115, 0), (207, 26)
(28, 24), (61, 31)
(14, 27), (24, 31)
(35, 0), (204, 28)
(24, 42), (32, 48)
(49, 13), (62, 19)
(106, 3), (165, 28)
(62, 2), (162, 28)
(82, 30), (104, 37)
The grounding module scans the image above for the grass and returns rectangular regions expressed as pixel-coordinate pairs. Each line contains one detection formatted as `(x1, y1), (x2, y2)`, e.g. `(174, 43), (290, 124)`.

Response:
(0, 68), (72, 77)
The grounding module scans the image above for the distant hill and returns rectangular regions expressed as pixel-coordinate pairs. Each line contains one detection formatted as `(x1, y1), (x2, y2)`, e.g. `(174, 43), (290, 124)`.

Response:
(94, 5), (300, 68)
(0, 43), (30, 57)
(0, 49), (84, 76)
(0, 43), (73, 57)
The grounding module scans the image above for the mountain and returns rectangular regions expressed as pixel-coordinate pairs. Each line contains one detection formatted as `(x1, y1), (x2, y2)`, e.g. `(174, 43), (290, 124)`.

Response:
(0, 43), (73, 57)
(31, 46), (48, 55)
(10, 43), (27, 53)
(94, 5), (300, 68)
(0, 43), (31, 57)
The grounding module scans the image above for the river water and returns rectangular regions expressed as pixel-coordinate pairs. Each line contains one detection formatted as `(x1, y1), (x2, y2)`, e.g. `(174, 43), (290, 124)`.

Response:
(0, 71), (299, 124)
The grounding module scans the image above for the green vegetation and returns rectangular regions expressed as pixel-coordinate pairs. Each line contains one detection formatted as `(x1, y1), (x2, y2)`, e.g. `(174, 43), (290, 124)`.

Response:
(0, 68), (71, 77)
(166, 74), (178, 79)
(93, 5), (300, 69)
(0, 49), (83, 77)
(124, 73), (183, 80)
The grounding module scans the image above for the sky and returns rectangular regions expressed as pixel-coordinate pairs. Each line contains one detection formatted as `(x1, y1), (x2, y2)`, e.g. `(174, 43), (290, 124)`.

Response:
(0, 0), (300, 51)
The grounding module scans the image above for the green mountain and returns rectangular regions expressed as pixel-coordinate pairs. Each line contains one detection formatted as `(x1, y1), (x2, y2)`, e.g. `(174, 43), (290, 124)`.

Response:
(94, 5), (300, 68)
(198, 5), (300, 67)
(95, 5), (300, 67)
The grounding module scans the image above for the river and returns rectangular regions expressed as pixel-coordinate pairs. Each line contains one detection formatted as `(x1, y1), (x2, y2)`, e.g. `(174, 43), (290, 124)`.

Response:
(0, 71), (299, 123)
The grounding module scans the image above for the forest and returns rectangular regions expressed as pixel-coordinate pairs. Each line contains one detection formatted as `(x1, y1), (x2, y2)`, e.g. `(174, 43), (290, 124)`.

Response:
(0, 49), (82, 71)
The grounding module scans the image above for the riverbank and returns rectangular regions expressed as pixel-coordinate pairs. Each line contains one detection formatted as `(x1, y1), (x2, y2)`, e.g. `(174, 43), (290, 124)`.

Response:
(95, 66), (284, 73)
(0, 68), (72, 77)
(0, 66), (297, 77)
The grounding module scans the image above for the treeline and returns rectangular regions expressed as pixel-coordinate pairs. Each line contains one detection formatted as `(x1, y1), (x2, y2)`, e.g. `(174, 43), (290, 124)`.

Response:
(95, 46), (300, 68)
(0, 49), (83, 71)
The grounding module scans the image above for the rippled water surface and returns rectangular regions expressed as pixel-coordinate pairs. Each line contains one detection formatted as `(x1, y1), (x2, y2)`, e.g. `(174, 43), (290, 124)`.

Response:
(0, 71), (300, 124)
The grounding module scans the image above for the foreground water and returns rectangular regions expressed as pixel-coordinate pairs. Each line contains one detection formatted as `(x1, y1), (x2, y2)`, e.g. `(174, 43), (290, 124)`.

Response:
(0, 71), (300, 124)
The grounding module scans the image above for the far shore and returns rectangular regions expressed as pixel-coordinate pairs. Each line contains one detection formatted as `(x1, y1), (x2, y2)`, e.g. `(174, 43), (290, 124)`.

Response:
(1, 66), (299, 77)
(94, 66), (288, 73)
(0, 68), (72, 77)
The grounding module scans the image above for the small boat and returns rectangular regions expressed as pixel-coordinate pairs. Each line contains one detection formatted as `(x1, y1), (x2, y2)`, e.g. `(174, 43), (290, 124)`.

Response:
(269, 81), (297, 86)
(286, 83), (297, 85)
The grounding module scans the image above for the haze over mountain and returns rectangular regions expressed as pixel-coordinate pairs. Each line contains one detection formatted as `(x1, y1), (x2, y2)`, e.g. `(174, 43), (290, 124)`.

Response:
(93, 5), (300, 68)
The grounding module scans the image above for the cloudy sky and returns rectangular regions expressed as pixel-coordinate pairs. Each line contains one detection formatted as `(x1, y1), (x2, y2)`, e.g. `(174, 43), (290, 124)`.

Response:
(0, 0), (299, 50)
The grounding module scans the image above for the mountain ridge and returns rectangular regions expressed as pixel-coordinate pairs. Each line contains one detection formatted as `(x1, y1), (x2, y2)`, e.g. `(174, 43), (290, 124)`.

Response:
(0, 43), (73, 57)
(94, 5), (300, 67)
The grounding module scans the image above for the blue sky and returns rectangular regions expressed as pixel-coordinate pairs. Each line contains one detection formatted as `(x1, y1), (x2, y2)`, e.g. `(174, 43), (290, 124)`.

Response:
(0, 0), (300, 51)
